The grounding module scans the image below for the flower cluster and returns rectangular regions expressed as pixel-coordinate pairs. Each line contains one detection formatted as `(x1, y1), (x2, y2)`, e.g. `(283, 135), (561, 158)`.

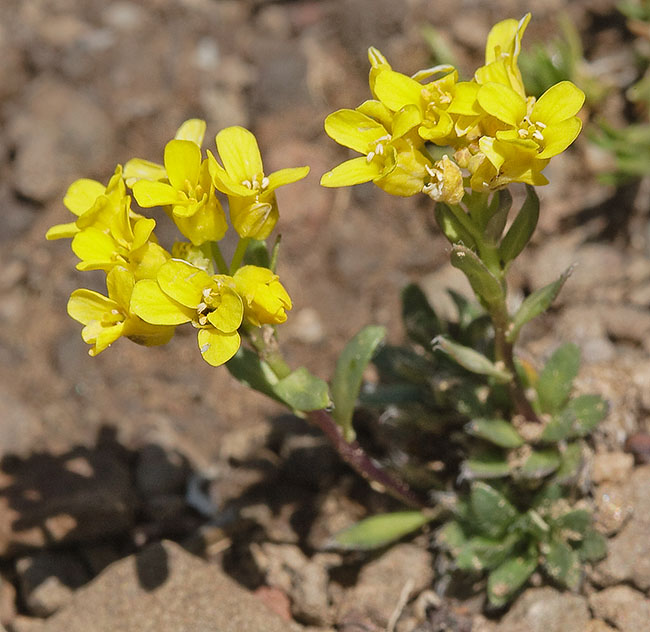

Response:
(321, 14), (585, 203)
(48, 120), (306, 365)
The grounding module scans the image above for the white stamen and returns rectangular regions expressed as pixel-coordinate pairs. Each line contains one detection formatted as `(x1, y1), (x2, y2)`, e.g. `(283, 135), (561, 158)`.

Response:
(242, 179), (252, 189)
(261, 176), (269, 189)
(532, 130), (544, 141)
(366, 151), (375, 163)
(110, 309), (120, 315)
(200, 343), (210, 353)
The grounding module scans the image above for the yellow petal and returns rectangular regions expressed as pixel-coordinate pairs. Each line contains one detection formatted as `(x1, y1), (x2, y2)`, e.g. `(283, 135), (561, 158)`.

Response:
(207, 150), (252, 197)
(215, 126), (264, 185)
(477, 83), (526, 126)
(447, 82), (482, 116)
(130, 279), (193, 325)
(106, 266), (135, 309)
(64, 179), (106, 216)
(266, 166), (310, 192)
(174, 118), (207, 147)
(68, 289), (119, 326)
(392, 104), (422, 138)
(164, 139), (202, 191)
(320, 156), (383, 187)
(206, 286), (243, 333)
(132, 242), (171, 280)
(229, 197), (278, 240)
(172, 196), (228, 246)
(197, 328), (241, 366)
(123, 317), (175, 347)
(123, 158), (167, 187)
(532, 81), (585, 125)
(133, 180), (180, 207)
(46, 222), (80, 240)
(71, 228), (117, 265)
(485, 14), (530, 64)
(156, 259), (211, 308)
(373, 70), (423, 112)
(536, 117), (582, 159)
(324, 109), (388, 154)
(357, 100), (394, 129)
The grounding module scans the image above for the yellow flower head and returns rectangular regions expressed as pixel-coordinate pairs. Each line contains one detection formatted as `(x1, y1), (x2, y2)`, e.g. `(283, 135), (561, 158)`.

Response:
(320, 108), (431, 196)
(233, 265), (292, 327)
(67, 266), (175, 356)
(130, 259), (243, 366)
(208, 126), (309, 240)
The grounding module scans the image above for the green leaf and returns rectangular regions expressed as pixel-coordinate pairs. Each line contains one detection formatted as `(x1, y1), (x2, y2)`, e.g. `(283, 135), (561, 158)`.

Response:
(456, 533), (519, 571)
(554, 442), (584, 484)
(465, 418), (524, 449)
(401, 283), (443, 347)
(450, 245), (504, 310)
(274, 367), (331, 412)
(226, 347), (284, 404)
(331, 325), (386, 440)
(372, 345), (432, 384)
(331, 511), (432, 550)
(578, 529), (608, 562)
(359, 383), (425, 406)
(541, 538), (581, 590)
(541, 409), (575, 443)
(537, 343), (581, 414)
(519, 449), (561, 479)
(517, 509), (551, 540)
(508, 267), (573, 342)
(567, 394), (608, 437)
(434, 336), (512, 382)
(462, 454), (512, 480)
(487, 550), (538, 607)
(499, 185), (539, 266)
(553, 509), (592, 538)
(437, 520), (467, 555)
(435, 203), (477, 248)
(469, 481), (519, 539)
(448, 289), (484, 328)
(485, 189), (513, 242)
(242, 239), (270, 268)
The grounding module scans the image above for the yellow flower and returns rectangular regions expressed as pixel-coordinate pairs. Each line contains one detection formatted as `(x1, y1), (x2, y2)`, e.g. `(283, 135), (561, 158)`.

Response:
(423, 156), (465, 205)
(477, 80), (585, 160)
(130, 259), (243, 366)
(320, 108), (431, 196)
(131, 138), (228, 246)
(233, 265), (292, 327)
(475, 14), (530, 97)
(367, 46), (392, 99)
(67, 266), (175, 356)
(208, 126), (309, 240)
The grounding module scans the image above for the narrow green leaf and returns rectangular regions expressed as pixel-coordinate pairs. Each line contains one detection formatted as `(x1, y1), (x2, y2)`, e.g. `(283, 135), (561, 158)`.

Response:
(462, 454), (512, 480)
(485, 189), (513, 242)
(437, 520), (467, 555)
(499, 184), (539, 265)
(487, 551), (538, 607)
(541, 538), (581, 590)
(554, 442), (583, 484)
(553, 509), (592, 538)
(457, 533), (519, 571)
(465, 418), (524, 448)
(434, 336), (511, 382)
(331, 325), (386, 440)
(519, 449), (561, 479)
(470, 481), (519, 539)
(450, 245), (504, 310)
(567, 394), (608, 437)
(541, 409), (575, 442)
(508, 267), (573, 342)
(537, 343), (581, 414)
(517, 509), (551, 540)
(435, 203), (477, 248)
(578, 529), (608, 562)
(332, 511), (432, 550)
(401, 283), (443, 347)
(274, 367), (330, 412)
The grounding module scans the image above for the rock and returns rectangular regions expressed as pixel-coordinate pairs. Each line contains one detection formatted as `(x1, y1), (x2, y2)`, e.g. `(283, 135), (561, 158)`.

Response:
(584, 621), (617, 632)
(0, 386), (45, 459)
(9, 616), (45, 632)
(498, 587), (590, 632)
(7, 76), (114, 203)
(0, 447), (135, 557)
(593, 482), (633, 535)
(593, 465), (650, 590)
(591, 452), (634, 484)
(338, 544), (435, 629)
(251, 542), (334, 625)
(15, 552), (89, 617)
(39, 540), (299, 632)
(589, 585), (650, 632)
(0, 574), (16, 625)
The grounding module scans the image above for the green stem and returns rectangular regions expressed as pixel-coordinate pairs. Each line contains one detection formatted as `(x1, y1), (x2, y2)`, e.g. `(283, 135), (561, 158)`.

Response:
(210, 242), (229, 275)
(246, 325), (292, 379)
(229, 237), (251, 274)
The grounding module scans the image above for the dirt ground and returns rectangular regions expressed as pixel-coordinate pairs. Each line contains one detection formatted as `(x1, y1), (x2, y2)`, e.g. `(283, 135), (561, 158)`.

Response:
(1, 0), (650, 630)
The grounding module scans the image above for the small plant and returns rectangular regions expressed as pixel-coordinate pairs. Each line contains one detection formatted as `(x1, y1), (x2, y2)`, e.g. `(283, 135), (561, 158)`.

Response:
(48, 13), (607, 609)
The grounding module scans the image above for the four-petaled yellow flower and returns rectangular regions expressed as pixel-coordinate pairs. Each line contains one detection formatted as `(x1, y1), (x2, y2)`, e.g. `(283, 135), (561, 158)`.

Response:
(130, 259), (244, 366)
(67, 266), (175, 356)
(209, 126), (309, 240)
(233, 265), (292, 327)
